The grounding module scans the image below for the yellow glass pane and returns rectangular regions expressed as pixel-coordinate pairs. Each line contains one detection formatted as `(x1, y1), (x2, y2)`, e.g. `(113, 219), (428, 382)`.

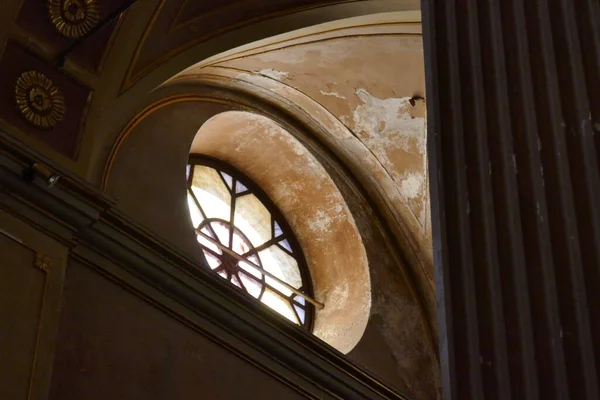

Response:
(191, 166), (231, 221)
(233, 194), (271, 247)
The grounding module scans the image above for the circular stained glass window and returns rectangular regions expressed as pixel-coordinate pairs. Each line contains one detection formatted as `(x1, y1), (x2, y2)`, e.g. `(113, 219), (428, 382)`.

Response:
(186, 155), (316, 329)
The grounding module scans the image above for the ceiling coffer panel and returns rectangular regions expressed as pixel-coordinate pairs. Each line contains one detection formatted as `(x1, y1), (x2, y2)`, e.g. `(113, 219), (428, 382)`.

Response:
(16, 0), (128, 71)
(0, 42), (91, 159)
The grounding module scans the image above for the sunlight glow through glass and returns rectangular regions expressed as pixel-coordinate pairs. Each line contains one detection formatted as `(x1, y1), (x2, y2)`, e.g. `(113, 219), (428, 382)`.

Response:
(187, 162), (309, 327)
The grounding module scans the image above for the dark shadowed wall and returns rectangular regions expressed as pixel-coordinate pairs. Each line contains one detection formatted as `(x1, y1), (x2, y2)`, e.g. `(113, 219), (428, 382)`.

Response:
(50, 260), (307, 400)
(424, 0), (600, 398)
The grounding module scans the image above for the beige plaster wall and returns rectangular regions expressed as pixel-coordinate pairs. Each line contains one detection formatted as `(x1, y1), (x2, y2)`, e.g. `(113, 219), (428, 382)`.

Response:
(190, 111), (371, 354)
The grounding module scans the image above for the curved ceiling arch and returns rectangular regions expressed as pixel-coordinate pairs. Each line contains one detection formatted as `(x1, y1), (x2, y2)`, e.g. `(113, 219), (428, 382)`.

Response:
(158, 67), (436, 334)
(120, 0), (420, 93)
(103, 67), (439, 397)
(103, 69), (434, 337)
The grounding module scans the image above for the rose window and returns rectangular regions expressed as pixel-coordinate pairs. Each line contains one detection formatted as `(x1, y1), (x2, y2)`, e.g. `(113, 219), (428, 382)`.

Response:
(186, 155), (318, 329)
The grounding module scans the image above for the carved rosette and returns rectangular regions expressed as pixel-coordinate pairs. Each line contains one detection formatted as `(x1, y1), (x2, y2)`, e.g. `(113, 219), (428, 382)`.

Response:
(48, 0), (100, 38)
(15, 71), (66, 130)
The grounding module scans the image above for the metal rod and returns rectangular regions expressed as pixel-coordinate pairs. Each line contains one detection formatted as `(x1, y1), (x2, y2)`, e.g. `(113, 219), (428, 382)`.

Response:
(196, 229), (324, 309)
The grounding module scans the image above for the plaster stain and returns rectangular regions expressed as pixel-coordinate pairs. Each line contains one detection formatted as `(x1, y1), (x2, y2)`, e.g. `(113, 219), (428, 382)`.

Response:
(308, 206), (345, 240)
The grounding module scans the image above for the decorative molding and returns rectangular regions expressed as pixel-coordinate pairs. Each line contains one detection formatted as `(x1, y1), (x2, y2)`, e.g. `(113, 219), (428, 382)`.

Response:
(67, 252), (328, 400)
(0, 130), (411, 400)
(34, 252), (52, 272)
(14, 71), (66, 130)
(196, 26), (421, 70)
(48, 0), (100, 38)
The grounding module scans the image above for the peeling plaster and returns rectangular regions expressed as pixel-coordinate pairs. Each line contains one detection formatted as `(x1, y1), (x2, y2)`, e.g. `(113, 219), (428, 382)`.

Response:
(255, 68), (290, 80)
(320, 90), (346, 99)
(353, 89), (424, 144)
(346, 88), (428, 228)
(399, 173), (424, 200)
(219, 34), (431, 239)
(228, 43), (432, 251)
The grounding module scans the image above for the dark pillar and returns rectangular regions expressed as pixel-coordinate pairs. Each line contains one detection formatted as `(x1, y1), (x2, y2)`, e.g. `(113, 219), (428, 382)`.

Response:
(423, 0), (600, 398)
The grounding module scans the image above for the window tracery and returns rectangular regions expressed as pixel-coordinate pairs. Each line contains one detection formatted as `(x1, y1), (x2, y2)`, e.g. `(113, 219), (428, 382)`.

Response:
(186, 155), (317, 328)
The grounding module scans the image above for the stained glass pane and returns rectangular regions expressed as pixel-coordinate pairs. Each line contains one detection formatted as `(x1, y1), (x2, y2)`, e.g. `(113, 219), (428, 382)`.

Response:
(238, 271), (262, 298)
(293, 295), (306, 306)
(266, 276), (292, 297)
(279, 238), (293, 254)
(197, 227), (221, 255)
(294, 305), (306, 324)
(217, 269), (228, 279)
(238, 259), (260, 278)
(220, 172), (234, 190)
(230, 274), (242, 288)
(187, 157), (313, 329)
(202, 251), (221, 270)
(273, 220), (283, 237)
(261, 288), (298, 324)
(191, 166), (231, 221)
(209, 221), (231, 246)
(235, 181), (248, 194)
(231, 231), (251, 255)
(187, 192), (204, 228)
(234, 194), (271, 247)
(259, 245), (302, 289)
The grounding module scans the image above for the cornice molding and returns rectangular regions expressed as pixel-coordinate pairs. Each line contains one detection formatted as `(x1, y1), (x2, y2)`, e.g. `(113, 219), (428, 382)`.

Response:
(0, 129), (412, 400)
